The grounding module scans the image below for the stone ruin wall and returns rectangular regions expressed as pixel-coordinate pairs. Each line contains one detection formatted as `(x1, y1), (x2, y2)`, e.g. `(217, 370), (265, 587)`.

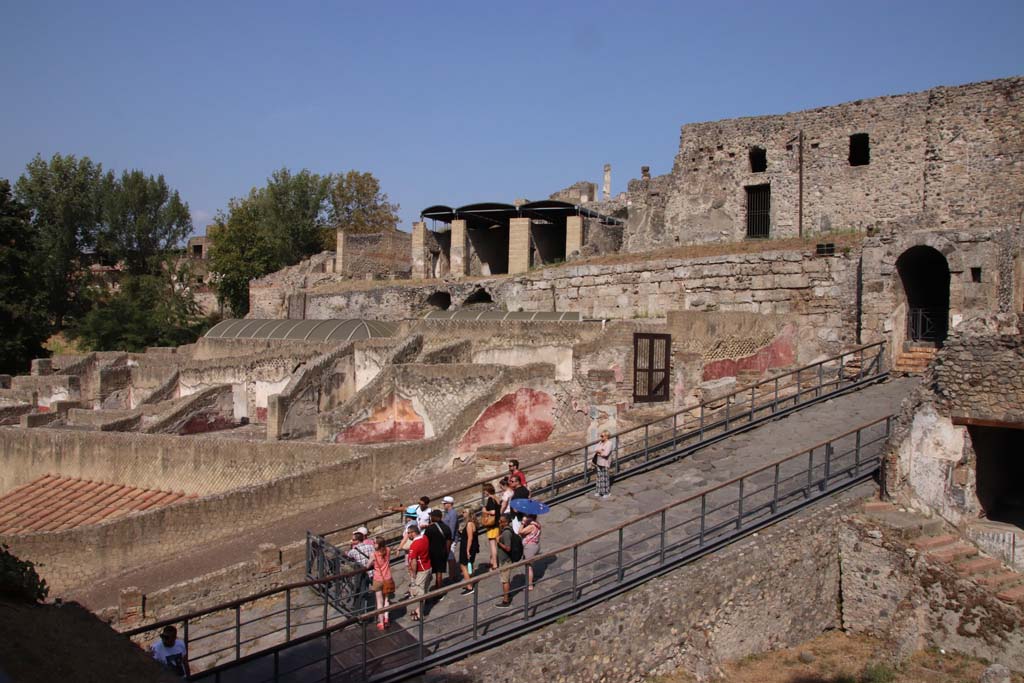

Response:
(886, 313), (1024, 567)
(337, 228), (412, 279)
(622, 76), (1024, 252)
(444, 490), (1024, 681)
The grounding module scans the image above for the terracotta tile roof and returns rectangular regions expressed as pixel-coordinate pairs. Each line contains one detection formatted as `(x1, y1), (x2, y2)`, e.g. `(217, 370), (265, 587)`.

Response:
(0, 474), (195, 535)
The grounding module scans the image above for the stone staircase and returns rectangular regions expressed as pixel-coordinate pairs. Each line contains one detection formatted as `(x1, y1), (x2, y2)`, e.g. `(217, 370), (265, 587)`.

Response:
(892, 345), (937, 374)
(863, 501), (1024, 605)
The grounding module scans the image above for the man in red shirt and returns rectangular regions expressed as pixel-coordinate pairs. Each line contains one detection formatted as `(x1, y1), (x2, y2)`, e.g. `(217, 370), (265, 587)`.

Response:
(508, 459), (526, 488)
(405, 524), (431, 620)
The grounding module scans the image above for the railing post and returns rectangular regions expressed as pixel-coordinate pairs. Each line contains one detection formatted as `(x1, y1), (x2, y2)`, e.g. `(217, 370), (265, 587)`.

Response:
(614, 438), (621, 475)
(737, 478), (744, 529)
(699, 494), (706, 546)
(551, 458), (557, 494)
(644, 424), (649, 463)
(571, 546), (579, 601)
(523, 567), (530, 618)
(854, 429), (862, 476)
(724, 397), (730, 431)
(699, 403), (705, 439)
(234, 605), (241, 660)
(361, 618), (369, 681)
(817, 362), (823, 397)
(806, 449), (814, 498)
(774, 376), (780, 413)
(325, 631), (332, 681)
(659, 509), (667, 564)
(418, 605), (425, 661)
(824, 443), (833, 490)
(183, 620), (189, 658)
(749, 385), (755, 422)
(772, 463), (780, 514)
(472, 582), (479, 639)
(617, 528), (625, 582)
(795, 368), (801, 404)
(672, 413), (678, 445)
(285, 587), (291, 642)
(583, 445), (590, 484)
(323, 581), (329, 631)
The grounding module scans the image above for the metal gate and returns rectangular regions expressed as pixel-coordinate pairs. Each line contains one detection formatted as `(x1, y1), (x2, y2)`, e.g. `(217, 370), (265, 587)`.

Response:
(633, 333), (671, 403)
(746, 184), (771, 238)
(306, 532), (373, 616)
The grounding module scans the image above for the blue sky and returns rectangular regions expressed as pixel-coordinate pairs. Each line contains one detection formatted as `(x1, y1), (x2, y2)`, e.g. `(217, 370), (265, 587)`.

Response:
(2, 1), (1022, 235)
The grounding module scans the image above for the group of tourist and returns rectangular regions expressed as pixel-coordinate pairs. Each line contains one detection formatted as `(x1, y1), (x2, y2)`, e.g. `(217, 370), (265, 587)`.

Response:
(348, 458), (549, 625)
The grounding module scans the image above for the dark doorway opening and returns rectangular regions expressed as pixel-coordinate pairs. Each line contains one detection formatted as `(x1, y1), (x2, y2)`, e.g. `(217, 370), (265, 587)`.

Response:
(467, 225), (509, 275)
(463, 288), (494, 305)
(849, 133), (870, 166)
(745, 184), (771, 239)
(633, 333), (671, 403)
(530, 222), (567, 267)
(748, 146), (767, 173)
(426, 291), (452, 310)
(972, 425), (1024, 528)
(896, 245), (950, 344)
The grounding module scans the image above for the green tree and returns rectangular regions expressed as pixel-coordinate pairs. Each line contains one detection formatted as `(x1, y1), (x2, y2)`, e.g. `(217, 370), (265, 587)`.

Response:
(98, 169), (192, 276)
(70, 270), (208, 352)
(14, 154), (104, 329)
(329, 170), (399, 237)
(208, 168), (331, 315)
(0, 180), (49, 374)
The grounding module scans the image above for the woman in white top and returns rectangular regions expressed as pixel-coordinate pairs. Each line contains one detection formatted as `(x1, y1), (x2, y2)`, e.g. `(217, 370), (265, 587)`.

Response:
(593, 430), (613, 498)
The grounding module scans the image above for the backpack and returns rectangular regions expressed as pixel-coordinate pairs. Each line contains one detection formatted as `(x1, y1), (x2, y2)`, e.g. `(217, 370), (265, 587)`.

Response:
(508, 530), (524, 562)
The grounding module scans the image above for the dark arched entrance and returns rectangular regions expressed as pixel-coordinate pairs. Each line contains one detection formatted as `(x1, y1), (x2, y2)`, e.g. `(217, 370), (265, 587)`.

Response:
(425, 291), (452, 310)
(896, 246), (950, 344)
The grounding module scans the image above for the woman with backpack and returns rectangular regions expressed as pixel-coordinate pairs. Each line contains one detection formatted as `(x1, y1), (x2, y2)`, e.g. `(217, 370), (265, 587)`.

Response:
(519, 514), (541, 591)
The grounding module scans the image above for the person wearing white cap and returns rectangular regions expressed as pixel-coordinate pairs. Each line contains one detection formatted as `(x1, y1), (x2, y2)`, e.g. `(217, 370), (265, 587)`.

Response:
(441, 496), (459, 581)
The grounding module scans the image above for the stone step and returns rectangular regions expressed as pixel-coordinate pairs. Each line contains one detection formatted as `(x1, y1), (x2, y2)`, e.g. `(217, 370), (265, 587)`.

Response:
(996, 583), (1024, 604)
(862, 500), (896, 513)
(928, 543), (978, 562)
(913, 534), (958, 550)
(977, 572), (1024, 590)
(955, 556), (1002, 577)
(867, 511), (942, 539)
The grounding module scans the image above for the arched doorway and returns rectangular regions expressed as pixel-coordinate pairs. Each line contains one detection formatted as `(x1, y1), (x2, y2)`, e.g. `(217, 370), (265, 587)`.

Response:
(425, 291), (452, 310)
(896, 246), (950, 344)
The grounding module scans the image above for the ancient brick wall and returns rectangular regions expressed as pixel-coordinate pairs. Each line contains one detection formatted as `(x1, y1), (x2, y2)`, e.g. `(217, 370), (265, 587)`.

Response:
(338, 229), (412, 278)
(628, 77), (1024, 251)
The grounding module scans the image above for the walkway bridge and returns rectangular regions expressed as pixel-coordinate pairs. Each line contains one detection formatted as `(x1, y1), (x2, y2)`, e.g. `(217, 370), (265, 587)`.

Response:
(124, 343), (911, 682)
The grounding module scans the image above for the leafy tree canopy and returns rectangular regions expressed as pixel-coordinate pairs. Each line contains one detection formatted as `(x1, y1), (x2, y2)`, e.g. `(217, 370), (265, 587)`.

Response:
(98, 169), (192, 276)
(329, 170), (399, 236)
(69, 270), (210, 352)
(0, 179), (49, 374)
(14, 154), (104, 329)
(208, 167), (397, 315)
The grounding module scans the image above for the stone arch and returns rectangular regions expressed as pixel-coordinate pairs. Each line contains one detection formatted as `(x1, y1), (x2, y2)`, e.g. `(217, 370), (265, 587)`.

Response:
(896, 245), (951, 343)
(425, 291), (452, 310)
(463, 288), (494, 306)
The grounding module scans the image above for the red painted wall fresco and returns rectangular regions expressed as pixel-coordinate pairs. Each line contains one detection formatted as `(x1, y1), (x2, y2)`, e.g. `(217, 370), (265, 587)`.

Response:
(335, 393), (426, 444)
(456, 388), (555, 454)
(701, 327), (797, 382)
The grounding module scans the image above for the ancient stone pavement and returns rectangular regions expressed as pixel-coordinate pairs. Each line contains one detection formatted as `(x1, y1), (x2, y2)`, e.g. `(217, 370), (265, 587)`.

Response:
(188, 377), (916, 680)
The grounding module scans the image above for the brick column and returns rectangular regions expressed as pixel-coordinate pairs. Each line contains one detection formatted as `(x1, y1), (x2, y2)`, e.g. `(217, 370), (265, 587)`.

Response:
(334, 228), (347, 274)
(411, 221), (428, 279)
(566, 215), (583, 257)
(257, 543), (281, 574)
(118, 586), (144, 623)
(508, 217), (531, 274)
(450, 219), (468, 278)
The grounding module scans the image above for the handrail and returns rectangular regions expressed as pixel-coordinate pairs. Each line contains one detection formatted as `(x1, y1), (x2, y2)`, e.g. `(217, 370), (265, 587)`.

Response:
(191, 413), (893, 681)
(317, 341), (885, 537)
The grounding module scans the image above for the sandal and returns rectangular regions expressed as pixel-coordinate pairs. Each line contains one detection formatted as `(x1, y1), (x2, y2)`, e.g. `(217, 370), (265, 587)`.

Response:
(410, 613), (420, 621)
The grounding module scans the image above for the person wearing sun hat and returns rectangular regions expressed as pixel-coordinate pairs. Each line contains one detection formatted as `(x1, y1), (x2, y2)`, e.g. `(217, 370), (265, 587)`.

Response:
(441, 495), (459, 580)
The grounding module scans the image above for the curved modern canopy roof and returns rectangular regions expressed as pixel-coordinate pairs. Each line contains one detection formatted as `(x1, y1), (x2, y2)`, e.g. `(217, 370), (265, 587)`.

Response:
(204, 319), (398, 342)
(423, 310), (582, 322)
(420, 200), (624, 229)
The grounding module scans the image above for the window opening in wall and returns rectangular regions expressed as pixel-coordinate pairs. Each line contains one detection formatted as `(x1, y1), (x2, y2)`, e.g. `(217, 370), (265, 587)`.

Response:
(815, 243), (836, 257)
(425, 291), (451, 310)
(633, 333), (671, 403)
(745, 184), (771, 239)
(192, 244), (203, 257)
(849, 133), (870, 166)
(748, 146), (767, 173)
(971, 267), (982, 283)
(896, 245), (950, 344)
(810, 142), (820, 149)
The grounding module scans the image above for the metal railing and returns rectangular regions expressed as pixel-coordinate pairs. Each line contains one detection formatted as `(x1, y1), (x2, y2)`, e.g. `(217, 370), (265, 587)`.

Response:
(907, 307), (946, 342)
(123, 341), (887, 676)
(192, 415), (893, 683)
(308, 341), (886, 566)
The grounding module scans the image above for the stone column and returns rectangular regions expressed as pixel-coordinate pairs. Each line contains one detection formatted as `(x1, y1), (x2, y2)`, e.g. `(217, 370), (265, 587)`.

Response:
(334, 228), (347, 274)
(603, 163), (611, 200)
(450, 219), (468, 278)
(566, 215), (583, 257)
(508, 217), (531, 274)
(411, 221), (428, 279)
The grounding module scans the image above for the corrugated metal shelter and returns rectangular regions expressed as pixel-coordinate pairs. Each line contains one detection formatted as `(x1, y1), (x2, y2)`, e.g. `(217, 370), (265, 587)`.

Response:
(204, 319), (398, 342)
